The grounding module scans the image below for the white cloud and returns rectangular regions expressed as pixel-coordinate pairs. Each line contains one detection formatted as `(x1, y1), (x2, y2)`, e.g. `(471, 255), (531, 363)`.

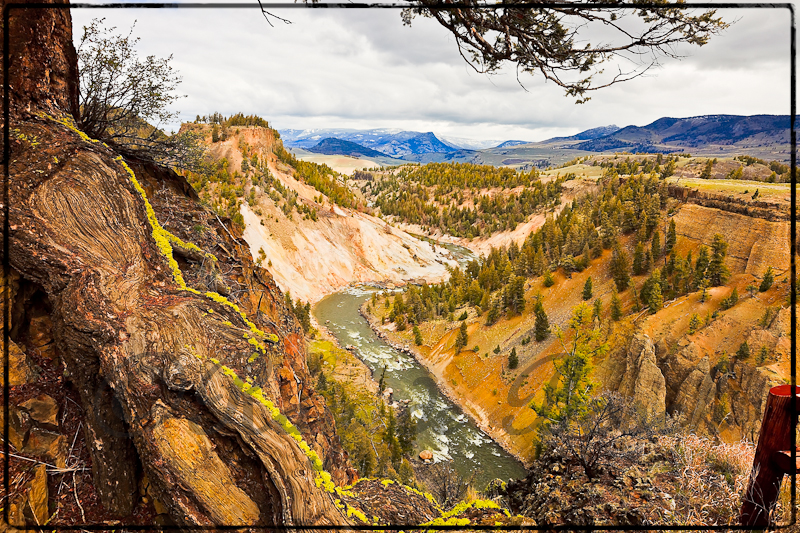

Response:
(70, 2), (792, 143)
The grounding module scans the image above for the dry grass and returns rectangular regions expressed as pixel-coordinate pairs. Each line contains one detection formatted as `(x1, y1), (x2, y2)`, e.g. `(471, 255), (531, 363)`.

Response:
(659, 434), (755, 527)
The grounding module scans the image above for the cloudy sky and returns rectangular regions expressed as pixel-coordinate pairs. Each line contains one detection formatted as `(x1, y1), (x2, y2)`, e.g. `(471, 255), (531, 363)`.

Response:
(70, 2), (791, 143)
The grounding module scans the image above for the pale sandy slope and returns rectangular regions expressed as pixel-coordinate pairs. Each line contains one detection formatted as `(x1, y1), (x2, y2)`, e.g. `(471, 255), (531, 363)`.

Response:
(240, 164), (457, 304)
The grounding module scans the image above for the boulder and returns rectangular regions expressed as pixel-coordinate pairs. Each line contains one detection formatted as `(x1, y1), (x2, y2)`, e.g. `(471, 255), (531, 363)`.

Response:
(2, 340), (37, 386)
(419, 450), (434, 462)
(26, 464), (48, 526)
(20, 395), (59, 427)
(24, 428), (68, 468)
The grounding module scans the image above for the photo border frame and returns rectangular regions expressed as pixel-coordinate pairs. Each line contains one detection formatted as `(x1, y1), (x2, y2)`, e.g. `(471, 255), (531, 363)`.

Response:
(2, 1), (796, 529)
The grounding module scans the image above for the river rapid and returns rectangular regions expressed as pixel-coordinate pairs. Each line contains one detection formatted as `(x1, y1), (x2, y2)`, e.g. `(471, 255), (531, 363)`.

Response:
(312, 244), (526, 489)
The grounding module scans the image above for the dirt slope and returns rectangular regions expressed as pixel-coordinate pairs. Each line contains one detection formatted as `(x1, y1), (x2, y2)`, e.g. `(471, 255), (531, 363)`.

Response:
(195, 127), (458, 302)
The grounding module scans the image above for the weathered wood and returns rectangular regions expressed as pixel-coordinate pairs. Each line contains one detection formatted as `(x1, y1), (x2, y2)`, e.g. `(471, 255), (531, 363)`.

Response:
(3, 0), (354, 527)
(740, 384), (800, 528)
(771, 449), (800, 475)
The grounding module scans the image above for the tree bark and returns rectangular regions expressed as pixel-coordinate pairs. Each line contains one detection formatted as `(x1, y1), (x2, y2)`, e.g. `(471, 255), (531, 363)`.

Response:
(3, 0), (352, 528)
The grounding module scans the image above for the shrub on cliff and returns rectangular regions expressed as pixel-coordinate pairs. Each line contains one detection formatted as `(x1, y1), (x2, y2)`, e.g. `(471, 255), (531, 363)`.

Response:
(77, 19), (204, 170)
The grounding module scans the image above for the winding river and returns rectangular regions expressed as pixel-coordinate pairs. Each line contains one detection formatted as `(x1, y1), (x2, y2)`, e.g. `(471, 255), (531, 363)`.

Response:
(313, 244), (526, 489)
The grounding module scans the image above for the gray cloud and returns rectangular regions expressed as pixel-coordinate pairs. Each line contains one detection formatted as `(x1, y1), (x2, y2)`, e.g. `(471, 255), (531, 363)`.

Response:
(70, 3), (792, 143)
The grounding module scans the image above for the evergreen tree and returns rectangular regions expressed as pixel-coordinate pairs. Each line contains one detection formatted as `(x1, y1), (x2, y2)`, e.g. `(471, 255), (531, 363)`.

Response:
(532, 303), (608, 424)
(665, 219), (677, 255)
(534, 299), (550, 341)
(543, 270), (555, 287)
(688, 313), (701, 334)
(610, 288), (622, 321)
(397, 408), (417, 456)
(694, 246), (710, 289)
(582, 276), (593, 300)
(759, 266), (775, 292)
(581, 242), (591, 269)
(592, 298), (602, 320)
(455, 321), (469, 354)
(757, 345), (769, 364)
(486, 299), (500, 326)
(651, 230), (661, 261)
(508, 347), (519, 370)
(610, 244), (631, 291)
(378, 366), (387, 393)
(633, 242), (646, 275)
(735, 341), (750, 360)
(699, 159), (714, 179)
(648, 282), (663, 314)
(707, 234), (730, 286)
(413, 325), (423, 346)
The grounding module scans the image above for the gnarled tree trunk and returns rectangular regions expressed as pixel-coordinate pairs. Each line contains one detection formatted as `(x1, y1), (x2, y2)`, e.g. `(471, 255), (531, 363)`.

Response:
(3, 0), (352, 528)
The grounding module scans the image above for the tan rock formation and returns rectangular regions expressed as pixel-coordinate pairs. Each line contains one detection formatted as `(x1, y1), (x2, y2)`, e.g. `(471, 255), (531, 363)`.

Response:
(616, 334), (666, 419)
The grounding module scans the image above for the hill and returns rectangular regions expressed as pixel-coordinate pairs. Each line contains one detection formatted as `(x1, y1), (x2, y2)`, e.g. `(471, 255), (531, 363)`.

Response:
(573, 115), (792, 153)
(307, 137), (388, 158)
(181, 121), (459, 303)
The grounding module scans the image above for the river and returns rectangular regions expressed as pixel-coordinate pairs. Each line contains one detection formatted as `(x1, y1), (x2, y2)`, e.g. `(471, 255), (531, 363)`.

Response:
(313, 243), (526, 489)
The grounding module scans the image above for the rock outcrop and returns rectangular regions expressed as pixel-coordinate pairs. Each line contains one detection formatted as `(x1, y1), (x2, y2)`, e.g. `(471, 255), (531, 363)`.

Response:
(671, 356), (716, 427)
(614, 334), (666, 419)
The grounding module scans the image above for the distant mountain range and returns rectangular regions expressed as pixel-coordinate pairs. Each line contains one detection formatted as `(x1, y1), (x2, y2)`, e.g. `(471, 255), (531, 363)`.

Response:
(571, 115), (793, 153)
(307, 138), (387, 158)
(280, 128), (469, 159)
(280, 115), (794, 167)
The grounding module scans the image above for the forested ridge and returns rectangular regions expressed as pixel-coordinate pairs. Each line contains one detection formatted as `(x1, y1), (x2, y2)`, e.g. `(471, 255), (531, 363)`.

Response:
(183, 116), (361, 230)
(361, 162), (564, 238)
(374, 168), (754, 331)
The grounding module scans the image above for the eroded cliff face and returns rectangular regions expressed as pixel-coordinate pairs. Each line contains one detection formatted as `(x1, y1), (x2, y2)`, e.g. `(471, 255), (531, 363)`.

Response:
(3, 1), (356, 527)
(601, 304), (787, 442)
(598, 188), (790, 442)
(189, 124), (458, 303)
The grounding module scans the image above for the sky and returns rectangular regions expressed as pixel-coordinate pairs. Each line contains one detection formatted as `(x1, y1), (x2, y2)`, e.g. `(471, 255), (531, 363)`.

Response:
(70, 2), (792, 144)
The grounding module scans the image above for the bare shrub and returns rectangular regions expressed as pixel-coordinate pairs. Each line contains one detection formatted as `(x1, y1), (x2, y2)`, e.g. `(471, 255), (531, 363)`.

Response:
(541, 391), (676, 480)
(421, 460), (475, 510)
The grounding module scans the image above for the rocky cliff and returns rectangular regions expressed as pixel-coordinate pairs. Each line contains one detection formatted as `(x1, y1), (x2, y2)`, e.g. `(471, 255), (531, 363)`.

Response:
(188, 124), (458, 303)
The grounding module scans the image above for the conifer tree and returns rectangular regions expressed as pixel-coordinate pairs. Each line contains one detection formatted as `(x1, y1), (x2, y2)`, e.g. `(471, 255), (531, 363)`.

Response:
(707, 234), (730, 286)
(532, 303), (608, 424)
(688, 313), (701, 334)
(610, 244), (631, 291)
(736, 341), (750, 360)
(610, 288), (622, 321)
(413, 325), (423, 346)
(592, 298), (602, 319)
(759, 266), (775, 292)
(534, 299), (550, 341)
(543, 270), (555, 287)
(694, 246), (710, 289)
(648, 282), (663, 314)
(665, 219), (677, 255)
(508, 347), (519, 370)
(633, 242), (646, 275)
(651, 230), (661, 261)
(582, 276), (593, 300)
(700, 159), (714, 179)
(581, 242), (591, 270)
(455, 321), (469, 354)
